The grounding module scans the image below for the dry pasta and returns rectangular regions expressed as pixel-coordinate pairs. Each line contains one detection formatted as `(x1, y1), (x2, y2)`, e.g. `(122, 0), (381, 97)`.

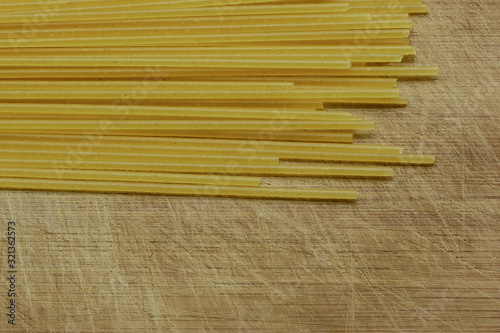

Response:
(0, 0), (437, 201)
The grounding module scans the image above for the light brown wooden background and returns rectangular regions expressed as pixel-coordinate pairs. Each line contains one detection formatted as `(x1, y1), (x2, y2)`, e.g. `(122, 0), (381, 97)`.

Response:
(1, 0), (499, 332)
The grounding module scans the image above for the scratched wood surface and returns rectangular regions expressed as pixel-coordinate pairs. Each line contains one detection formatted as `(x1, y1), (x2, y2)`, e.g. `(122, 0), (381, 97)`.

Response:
(1, 1), (499, 332)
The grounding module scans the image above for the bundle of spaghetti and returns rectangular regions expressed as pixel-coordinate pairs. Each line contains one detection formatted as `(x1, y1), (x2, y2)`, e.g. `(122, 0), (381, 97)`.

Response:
(0, 0), (437, 201)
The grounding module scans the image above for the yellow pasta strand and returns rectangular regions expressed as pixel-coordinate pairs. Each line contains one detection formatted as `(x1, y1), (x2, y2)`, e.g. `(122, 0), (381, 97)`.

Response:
(0, 138), (403, 156)
(0, 148), (431, 165)
(0, 178), (358, 201)
(0, 3), (349, 24)
(0, 167), (262, 187)
(0, 149), (279, 166)
(0, 66), (437, 79)
(0, 54), (403, 64)
(0, 20), (412, 38)
(0, 80), (295, 91)
(0, 130), (354, 143)
(0, 57), (353, 69)
(346, 5), (429, 14)
(0, 119), (375, 131)
(0, 45), (416, 56)
(3, 29), (410, 48)
(0, 89), (401, 100)
(0, 13), (372, 31)
(0, 158), (394, 178)
(0, 0), (280, 13)
(0, 103), (359, 121)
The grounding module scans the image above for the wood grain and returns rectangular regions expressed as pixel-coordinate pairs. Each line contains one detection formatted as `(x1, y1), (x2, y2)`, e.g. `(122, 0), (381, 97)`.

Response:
(1, 0), (499, 332)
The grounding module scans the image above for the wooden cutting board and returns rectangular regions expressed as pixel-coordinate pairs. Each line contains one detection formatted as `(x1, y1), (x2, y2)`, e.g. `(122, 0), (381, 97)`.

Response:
(1, 1), (499, 332)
